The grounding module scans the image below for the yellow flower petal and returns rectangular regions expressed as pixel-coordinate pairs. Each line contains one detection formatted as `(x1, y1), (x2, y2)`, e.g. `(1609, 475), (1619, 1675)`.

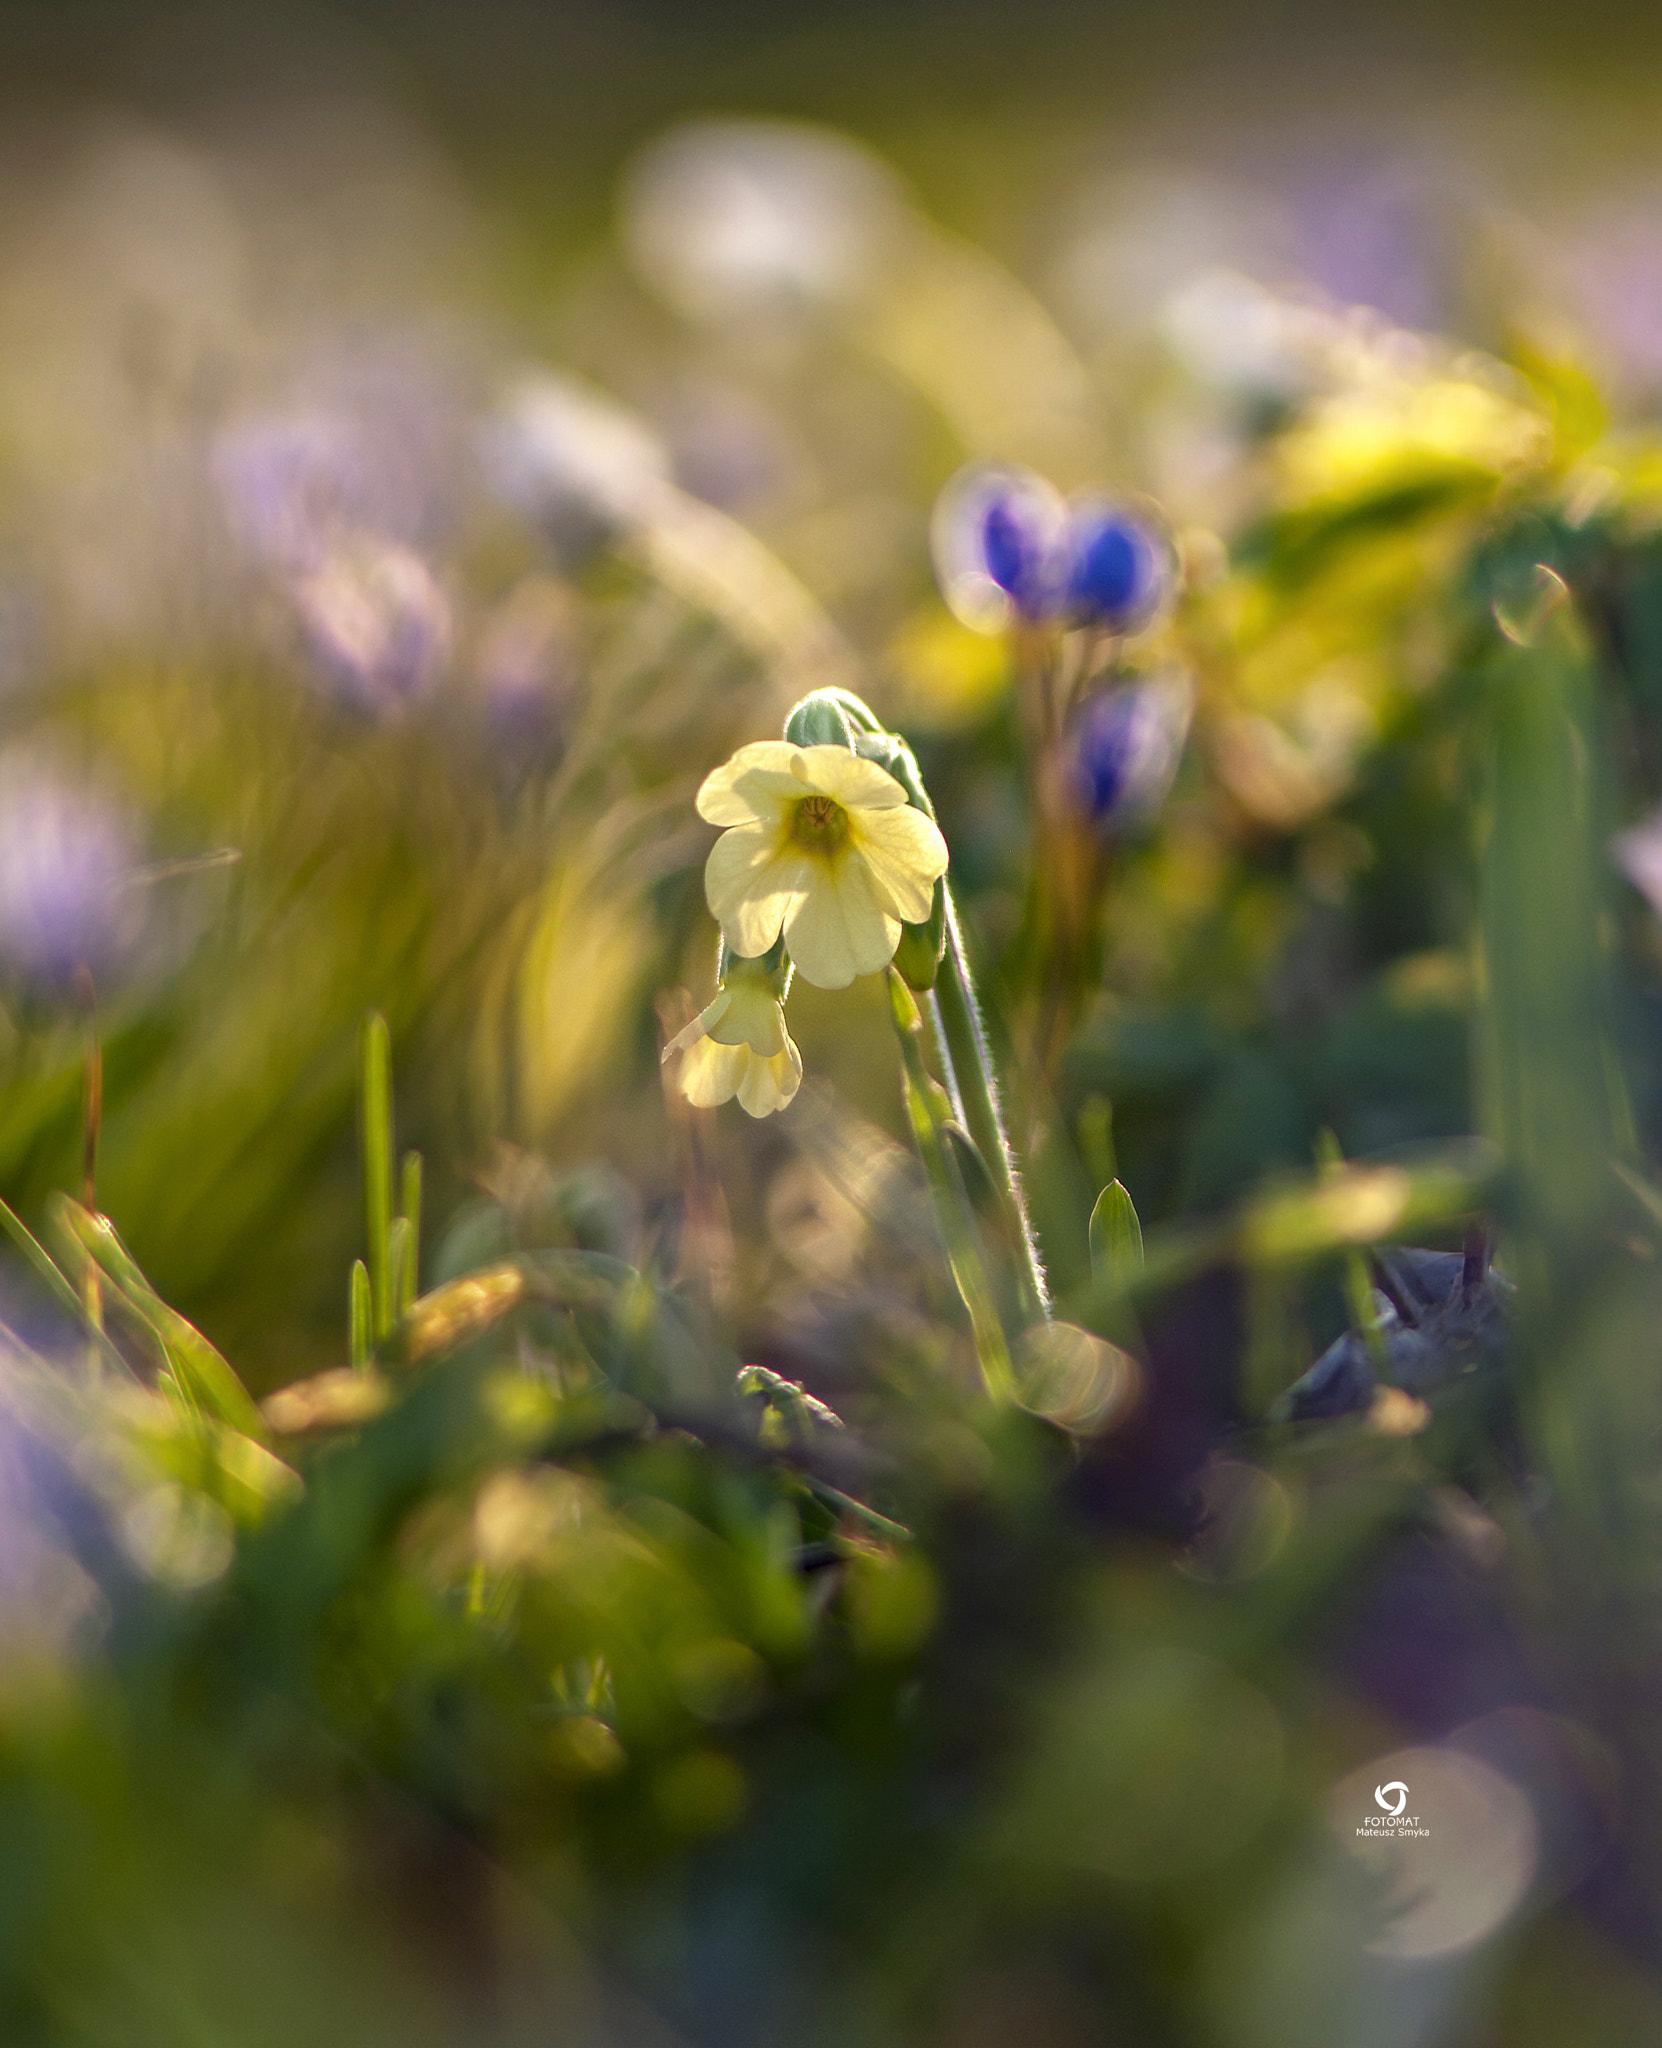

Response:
(851, 803), (948, 924)
(662, 990), (731, 1061)
(736, 1035), (803, 1116)
(678, 1035), (751, 1108)
(695, 741), (805, 826)
(707, 981), (787, 1054)
(784, 846), (901, 988)
(697, 737), (951, 986)
(670, 999), (802, 1117)
(793, 746), (912, 811)
(706, 827), (814, 958)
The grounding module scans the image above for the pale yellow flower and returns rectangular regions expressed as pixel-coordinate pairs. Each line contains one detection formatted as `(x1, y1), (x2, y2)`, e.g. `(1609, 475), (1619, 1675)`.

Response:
(663, 974), (803, 1118)
(697, 742), (949, 989)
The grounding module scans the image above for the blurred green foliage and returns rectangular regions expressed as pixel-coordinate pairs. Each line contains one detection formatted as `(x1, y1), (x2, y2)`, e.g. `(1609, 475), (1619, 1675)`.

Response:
(5, 26), (1662, 2048)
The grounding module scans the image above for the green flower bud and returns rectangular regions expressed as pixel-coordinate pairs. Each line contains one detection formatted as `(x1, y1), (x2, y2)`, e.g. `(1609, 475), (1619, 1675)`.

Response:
(783, 690), (857, 751)
(894, 875), (946, 990)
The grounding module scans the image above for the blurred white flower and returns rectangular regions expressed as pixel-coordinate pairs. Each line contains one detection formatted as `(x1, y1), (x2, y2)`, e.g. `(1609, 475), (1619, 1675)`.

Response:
(622, 119), (907, 326)
(1615, 806), (1662, 916)
(481, 374), (672, 548)
(1162, 270), (1327, 403)
(1051, 169), (1286, 344)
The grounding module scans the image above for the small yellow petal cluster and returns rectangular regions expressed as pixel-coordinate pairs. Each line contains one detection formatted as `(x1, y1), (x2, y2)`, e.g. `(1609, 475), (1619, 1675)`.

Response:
(662, 969), (801, 1118)
(696, 742), (949, 991)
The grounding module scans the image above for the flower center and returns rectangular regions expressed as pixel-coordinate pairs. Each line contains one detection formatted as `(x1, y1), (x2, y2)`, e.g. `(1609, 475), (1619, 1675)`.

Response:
(790, 793), (848, 851)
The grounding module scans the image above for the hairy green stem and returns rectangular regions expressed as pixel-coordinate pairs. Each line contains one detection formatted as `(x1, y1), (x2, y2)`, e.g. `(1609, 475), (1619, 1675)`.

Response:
(889, 973), (1014, 1400)
(935, 888), (1051, 1324)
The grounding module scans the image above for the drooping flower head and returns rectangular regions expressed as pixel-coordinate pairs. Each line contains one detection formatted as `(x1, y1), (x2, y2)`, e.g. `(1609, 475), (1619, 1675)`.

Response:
(931, 464), (1071, 633)
(1067, 672), (1194, 834)
(663, 950), (802, 1118)
(698, 741), (948, 990)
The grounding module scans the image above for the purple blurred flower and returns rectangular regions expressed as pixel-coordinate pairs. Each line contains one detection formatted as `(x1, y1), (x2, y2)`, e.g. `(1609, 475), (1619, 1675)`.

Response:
(931, 464), (1070, 632)
(472, 577), (577, 749)
(1279, 155), (1454, 333)
(1063, 499), (1171, 632)
(213, 409), (382, 573)
(1067, 672), (1193, 833)
(0, 753), (139, 985)
(1558, 192), (1662, 393)
(212, 339), (465, 574)
(933, 465), (1173, 638)
(291, 539), (453, 715)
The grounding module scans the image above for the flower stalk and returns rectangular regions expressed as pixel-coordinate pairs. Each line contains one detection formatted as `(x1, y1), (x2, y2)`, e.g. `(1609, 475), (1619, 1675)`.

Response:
(822, 692), (1051, 1325)
(934, 886), (1051, 1324)
(684, 682), (1050, 1349)
(889, 971), (1014, 1400)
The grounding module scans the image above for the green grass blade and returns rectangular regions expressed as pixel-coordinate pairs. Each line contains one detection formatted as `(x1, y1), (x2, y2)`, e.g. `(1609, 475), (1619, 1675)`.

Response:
(349, 1259), (373, 1372)
(0, 1194), (95, 1329)
(359, 1012), (394, 1340)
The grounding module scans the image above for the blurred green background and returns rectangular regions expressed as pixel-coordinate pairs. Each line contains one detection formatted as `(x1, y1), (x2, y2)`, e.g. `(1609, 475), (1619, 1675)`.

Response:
(0, 3), (1660, 2045)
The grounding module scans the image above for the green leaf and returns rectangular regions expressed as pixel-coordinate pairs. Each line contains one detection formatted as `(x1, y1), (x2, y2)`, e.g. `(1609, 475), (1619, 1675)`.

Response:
(1088, 1180), (1144, 1288)
(50, 1197), (266, 1439)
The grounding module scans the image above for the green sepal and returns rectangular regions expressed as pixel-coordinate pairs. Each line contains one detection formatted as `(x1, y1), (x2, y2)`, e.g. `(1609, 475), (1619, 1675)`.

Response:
(783, 691), (857, 751)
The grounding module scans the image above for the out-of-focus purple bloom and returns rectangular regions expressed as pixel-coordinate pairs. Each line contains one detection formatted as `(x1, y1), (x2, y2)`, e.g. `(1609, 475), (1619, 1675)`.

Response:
(0, 1357), (106, 1661)
(473, 577), (577, 749)
(291, 540), (453, 715)
(1067, 672), (1193, 833)
(212, 338), (466, 574)
(1556, 192), (1662, 393)
(931, 464), (1070, 632)
(1282, 158), (1451, 334)
(1063, 499), (1171, 632)
(933, 466), (1173, 638)
(662, 378), (799, 515)
(480, 375), (673, 558)
(213, 409), (383, 573)
(0, 752), (139, 985)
